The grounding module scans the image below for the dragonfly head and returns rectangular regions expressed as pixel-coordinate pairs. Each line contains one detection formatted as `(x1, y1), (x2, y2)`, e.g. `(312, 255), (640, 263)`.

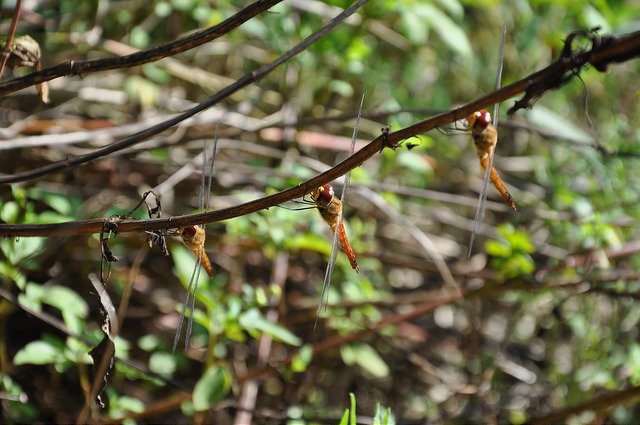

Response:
(180, 225), (198, 239)
(467, 109), (492, 134)
(311, 183), (334, 207)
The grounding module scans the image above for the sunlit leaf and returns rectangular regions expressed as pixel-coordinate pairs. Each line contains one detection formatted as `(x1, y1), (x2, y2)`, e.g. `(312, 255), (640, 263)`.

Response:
(14, 341), (62, 365)
(341, 343), (389, 378)
(527, 107), (594, 144)
(149, 352), (177, 377)
(291, 344), (314, 373)
(239, 308), (302, 346)
(171, 245), (209, 290)
(192, 366), (231, 411)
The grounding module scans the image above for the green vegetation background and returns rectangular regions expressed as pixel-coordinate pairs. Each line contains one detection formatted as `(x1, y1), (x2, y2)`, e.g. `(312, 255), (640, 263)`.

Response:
(1, 0), (640, 423)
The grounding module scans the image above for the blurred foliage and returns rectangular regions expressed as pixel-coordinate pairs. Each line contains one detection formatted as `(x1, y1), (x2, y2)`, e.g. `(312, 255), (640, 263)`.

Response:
(1, 0), (640, 423)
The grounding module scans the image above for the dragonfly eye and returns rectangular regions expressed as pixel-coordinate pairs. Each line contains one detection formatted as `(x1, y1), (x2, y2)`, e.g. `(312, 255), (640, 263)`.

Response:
(467, 109), (491, 132)
(181, 226), (197, 239)
(312, 184), (334, 207)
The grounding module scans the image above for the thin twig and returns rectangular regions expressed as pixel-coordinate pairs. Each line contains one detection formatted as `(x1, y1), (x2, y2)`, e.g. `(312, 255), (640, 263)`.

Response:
(0, 0), (283, 95)
(0, 0), (370, 185)
(531, 385), (640, 425)
(0, 0), (23, 77)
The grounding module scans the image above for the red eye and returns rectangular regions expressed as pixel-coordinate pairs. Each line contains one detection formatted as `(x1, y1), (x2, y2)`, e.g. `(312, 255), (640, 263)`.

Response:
(315, 184), (334, 206)
(467, 109), (492, 131)
(182, 226), (197, 238)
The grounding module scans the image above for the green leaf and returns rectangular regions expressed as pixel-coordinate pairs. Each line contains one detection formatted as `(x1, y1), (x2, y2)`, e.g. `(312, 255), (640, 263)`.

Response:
(349, 392), (357, 425)
(138, 334), (164, 352)
(149, 352), (177, 377)
(130, 26), (151, 49)
(239, 309), (302, 346)
(341, 344), (389, 378)
(527, 107), (594, 145)
(1, 201), (20, 222)
(291, 344), (313, 373)
(485, 240), (511, 257)
(1, 237), (46, 264)
(26, 189), (74, 216)
(374, 403), (394, 425)
(583, 5), (611, 32)
(328, 80), (354, 97)
(14, 340), (62, 365)
(339, 408), (350, 425)
(192, 366), (231, 411)
(171, 245), (209, 290)
(114, 396), (146, 415)
(419, 4), (471, 57)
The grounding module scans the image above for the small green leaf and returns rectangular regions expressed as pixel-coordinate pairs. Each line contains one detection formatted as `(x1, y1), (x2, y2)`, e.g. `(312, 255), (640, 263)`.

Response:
(419, 4), (471, 57)
(138, 334), (163, 352)
(116, 396), (145, 414)
(485, 240), (511, 257)
(44, 286), (88, 317)
(130, 26), (150, 49)
(14, 340), (62, 365)
(171, 245), (209, 290)
(349, 393), (357, 425)
(149, 352), (177, 377)
(583, 5), (611, 32)
(291, 344), (313, 373)
(339, 408), (350, 425)
(1, 201), (20, 222)
(239, 309), (301, 346)
(374, 403), (394, 425)
(192, 366), (231, 411)
(527, 107), (594, 145)
(342, 344), (389, 378)
(1, 237), (46, 264)
(328, 80), (354, 97)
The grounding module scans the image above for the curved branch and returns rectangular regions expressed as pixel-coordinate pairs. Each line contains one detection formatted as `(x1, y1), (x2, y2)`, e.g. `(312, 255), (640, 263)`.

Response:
(0, 0), (283, 95)
(0, 0), (369, 185)
(531, 385), (640, 425)
(1, 28), (638, 238)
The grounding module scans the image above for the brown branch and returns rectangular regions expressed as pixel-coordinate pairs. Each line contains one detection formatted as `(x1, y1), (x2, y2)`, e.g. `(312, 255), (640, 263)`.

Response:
(0, 0), (369, 186)
(1, 28), (639, 238)
(0, 0), (283, 95)
(0, 0), (23, 77)
(508, 28), (640, 114)
(531, 385), (640, 425)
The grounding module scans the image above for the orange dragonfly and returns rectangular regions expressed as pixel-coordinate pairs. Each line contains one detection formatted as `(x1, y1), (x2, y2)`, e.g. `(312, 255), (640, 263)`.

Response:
(311, 183), (359, 272)
(467, 109), (516, 211)
(175, 225), (214, 277)
(172, 124), (218, 351)
(467, 25), (513, 256)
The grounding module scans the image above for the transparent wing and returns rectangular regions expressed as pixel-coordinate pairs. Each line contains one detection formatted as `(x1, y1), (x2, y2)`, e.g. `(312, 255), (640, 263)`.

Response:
(314, 93), (364, 329)
(468, 25), (507, 257)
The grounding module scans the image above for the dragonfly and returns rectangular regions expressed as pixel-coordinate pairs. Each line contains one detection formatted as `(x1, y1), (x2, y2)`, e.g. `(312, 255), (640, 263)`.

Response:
(467, 25), (514, 256)
(311, 183), (359, 272)
(174, 225), (214, 277)
(171, 123), (219, 351)
(467, 108), (516, 211)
